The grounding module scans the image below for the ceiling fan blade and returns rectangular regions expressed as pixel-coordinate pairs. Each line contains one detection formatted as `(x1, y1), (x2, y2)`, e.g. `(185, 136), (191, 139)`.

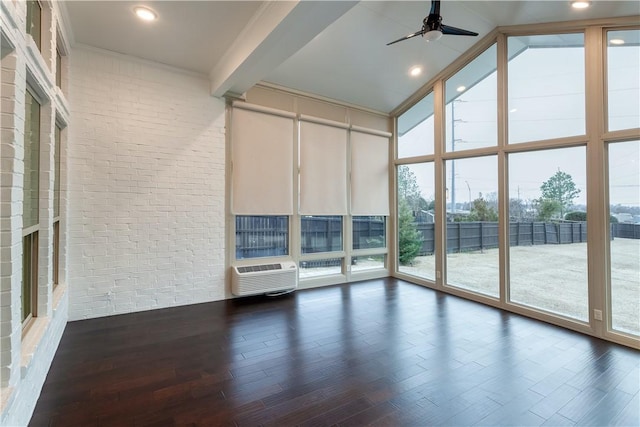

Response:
(386, 29), (426, 46)
(441, 24), (478, 37)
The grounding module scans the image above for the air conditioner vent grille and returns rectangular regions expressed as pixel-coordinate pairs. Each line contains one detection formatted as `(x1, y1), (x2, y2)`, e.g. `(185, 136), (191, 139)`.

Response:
(231, 260), (298, 296)
(237, 264), (283, 274)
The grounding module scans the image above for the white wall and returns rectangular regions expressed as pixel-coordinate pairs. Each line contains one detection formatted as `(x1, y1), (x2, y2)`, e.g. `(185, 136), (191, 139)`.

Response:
(68, 47), (226, 320)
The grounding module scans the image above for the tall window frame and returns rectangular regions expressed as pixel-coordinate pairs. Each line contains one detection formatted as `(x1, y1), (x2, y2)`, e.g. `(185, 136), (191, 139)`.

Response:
(53, 124), (62, 287)
(22, 87), (41, 328)
(55, 47), (62, 89)
(392, 19), (640, 349)
(229, 102), (391, 285)
(25, 0), (42, 51)
(603, 27), (640, 341)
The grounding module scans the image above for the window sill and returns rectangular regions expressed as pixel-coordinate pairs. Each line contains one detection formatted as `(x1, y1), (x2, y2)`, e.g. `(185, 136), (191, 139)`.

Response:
(52, 283), (66, 310)
(20, 283), (67, 374)
(20, 316), (50, 374)
(0, 386), (15, 416)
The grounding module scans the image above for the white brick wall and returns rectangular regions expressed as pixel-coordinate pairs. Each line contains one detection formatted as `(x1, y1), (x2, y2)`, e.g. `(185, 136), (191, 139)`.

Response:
(1, 49), (26, 395)
(68, 47), (226, 320)
(0, 290), (67, 427)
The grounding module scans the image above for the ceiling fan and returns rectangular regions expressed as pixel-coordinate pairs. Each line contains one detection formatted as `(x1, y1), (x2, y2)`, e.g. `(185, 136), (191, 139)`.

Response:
(387, 0), (478, 46)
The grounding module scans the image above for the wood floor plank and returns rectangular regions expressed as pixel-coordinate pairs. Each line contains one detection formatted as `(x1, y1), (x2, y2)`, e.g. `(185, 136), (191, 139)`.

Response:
(29, 278), (640, 426)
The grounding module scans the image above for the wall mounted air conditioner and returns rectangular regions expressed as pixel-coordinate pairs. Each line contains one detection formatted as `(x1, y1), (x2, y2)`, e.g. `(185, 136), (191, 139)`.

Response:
(231, 260), (298, 296)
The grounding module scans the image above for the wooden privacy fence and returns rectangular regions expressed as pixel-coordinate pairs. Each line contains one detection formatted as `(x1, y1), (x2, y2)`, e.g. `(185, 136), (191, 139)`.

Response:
(235, 216), (385, 259)
(612, 223), (640, 239)
(419, 221), (590, 255)
(236, 216), (637, 258)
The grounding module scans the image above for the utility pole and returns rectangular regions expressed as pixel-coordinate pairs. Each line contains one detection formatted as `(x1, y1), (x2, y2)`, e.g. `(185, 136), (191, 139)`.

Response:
(450, 99), (465, 214)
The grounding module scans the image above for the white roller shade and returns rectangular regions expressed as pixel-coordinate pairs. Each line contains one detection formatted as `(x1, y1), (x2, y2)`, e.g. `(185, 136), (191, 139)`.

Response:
(231, 108), (294, 215)
(351, 131), (390, 215)
(299, 121), (348, 215)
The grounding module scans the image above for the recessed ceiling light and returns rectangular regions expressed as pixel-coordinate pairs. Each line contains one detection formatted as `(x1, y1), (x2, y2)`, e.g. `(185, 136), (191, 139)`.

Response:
(134, 6), (157, 22)
(409, 66), (422, 77)
(456, 86), (466, 92)
(570, 1), (591, 9)
(510, 108), (518, 113)
(609, 38), (625, 45)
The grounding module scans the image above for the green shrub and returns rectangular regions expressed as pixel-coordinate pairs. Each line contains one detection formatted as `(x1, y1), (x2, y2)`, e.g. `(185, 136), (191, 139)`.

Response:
(564, 211), (587, 221)
(564, 211), (620, 223)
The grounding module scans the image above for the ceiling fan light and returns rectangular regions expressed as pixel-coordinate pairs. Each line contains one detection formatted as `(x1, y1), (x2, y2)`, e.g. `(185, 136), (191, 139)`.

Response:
(423, 30), (443, 42)
(570, 1), (591, 9)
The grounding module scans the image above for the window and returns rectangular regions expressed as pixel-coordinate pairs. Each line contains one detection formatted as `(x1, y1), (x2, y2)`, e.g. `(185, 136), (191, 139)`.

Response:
(397, 163), (435, 280)
(22, 232), (38, 323)
(445, 156), (499, 298)
(299, 258), (342, 279)
(393, 21), (637, 346)
(56, 48), (62, 89)
(398, 92), (435, 158)
(351, 255), (385, 273)
(299, 216), (344, 277)
(235, 216), (288, 259)
(352, 216), (387, 273)
(230, 103), (389, 282)
(353, 216), (386, 250)
(508, 147), (588, 321)
(508, 33), (585, 143)
(26, 0), (42, 51)
(445, 44), (497, 152)
(53, 125), (61, 286)
(301, 216), (343, 254)
(22, 89), (40, 324)
(54, 125), (61, 218)
(608, 140), (639, 337)
(607, 29), (640, 132)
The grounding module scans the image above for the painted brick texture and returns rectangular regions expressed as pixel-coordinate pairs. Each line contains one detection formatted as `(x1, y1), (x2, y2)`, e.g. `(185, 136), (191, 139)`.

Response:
(1, 0), (71, 423)
(68, 48), (226, 320)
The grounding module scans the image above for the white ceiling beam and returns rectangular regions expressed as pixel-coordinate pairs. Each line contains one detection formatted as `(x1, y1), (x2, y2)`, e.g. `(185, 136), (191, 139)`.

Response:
(209, 0), (358, 98)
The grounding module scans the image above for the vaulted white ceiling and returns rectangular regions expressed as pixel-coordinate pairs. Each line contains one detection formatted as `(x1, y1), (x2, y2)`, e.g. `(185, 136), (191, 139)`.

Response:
(62, 1), (640, 113)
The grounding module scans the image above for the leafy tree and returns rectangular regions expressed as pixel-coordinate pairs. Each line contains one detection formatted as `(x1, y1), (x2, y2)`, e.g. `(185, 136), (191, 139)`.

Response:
(540, 170), (581, 217)
(398, 165), (423, 212)
(467, 197), (498, 221)
(397, 165), (424, 265)
(398, 199), (422, 265)
(535, 198), (562, 221)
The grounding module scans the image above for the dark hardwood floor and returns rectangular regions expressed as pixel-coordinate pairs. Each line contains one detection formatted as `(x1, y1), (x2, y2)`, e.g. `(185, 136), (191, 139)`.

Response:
(31, 279), (639, 426)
